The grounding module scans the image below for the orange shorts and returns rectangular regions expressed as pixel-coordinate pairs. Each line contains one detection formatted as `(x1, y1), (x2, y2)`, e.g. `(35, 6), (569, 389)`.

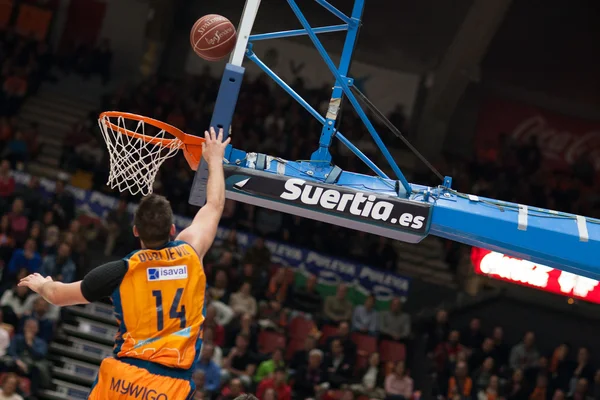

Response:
(88, 358), (193, 400)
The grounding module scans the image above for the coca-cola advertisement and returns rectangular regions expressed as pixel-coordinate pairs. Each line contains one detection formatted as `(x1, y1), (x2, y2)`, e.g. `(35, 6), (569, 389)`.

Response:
(471, 247), (600, 304)
(475, 97), (600, 174)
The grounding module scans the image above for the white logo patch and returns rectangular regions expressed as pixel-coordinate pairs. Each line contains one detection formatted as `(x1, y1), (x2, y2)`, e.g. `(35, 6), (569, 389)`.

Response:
(147, 266), (188, 281)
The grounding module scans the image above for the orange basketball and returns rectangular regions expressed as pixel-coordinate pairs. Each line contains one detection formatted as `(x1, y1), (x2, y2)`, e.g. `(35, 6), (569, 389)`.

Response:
(190, 14), (237, 61)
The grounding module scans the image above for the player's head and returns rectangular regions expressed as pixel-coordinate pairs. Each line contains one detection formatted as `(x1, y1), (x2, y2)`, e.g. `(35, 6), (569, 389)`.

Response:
(133, 194), (175, 248)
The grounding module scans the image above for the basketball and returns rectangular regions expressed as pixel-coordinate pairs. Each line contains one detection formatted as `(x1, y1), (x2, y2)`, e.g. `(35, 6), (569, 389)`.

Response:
(190, 14), (237, 61)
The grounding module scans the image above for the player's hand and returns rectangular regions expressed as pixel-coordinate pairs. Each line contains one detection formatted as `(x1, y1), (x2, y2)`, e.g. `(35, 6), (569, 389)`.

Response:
(18, 273), (52, 293)
(202, 127), (231, 165)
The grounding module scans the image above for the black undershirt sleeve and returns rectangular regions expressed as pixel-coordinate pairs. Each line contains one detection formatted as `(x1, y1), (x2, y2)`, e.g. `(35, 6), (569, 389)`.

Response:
(81, 259), (128, 303)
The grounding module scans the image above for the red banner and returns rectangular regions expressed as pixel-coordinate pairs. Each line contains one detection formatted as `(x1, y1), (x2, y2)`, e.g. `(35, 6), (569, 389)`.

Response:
(475, 97), (600, 175)
(471, 248), (600, 304)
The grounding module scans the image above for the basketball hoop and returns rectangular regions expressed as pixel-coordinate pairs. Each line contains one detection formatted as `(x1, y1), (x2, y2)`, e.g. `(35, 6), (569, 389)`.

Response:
(98, 112), (204, 196)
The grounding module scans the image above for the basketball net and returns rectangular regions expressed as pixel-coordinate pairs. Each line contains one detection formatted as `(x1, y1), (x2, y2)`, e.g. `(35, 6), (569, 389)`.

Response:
(98, 113), (183, 196)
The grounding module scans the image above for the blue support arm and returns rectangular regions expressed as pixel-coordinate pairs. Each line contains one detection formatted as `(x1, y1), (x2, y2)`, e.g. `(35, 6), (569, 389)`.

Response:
(249, 24), (348, 41)
(245, 47), (389, 180)
(429, 191), (600, 279)
(286, 0), (411, 195)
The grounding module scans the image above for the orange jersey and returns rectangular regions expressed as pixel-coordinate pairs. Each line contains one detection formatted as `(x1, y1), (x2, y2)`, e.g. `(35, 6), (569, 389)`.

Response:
(112, 240), (206, 370)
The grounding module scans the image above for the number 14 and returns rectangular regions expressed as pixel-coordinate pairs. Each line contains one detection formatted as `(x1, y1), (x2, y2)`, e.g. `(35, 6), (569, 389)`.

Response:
(152, 288), (186, 331)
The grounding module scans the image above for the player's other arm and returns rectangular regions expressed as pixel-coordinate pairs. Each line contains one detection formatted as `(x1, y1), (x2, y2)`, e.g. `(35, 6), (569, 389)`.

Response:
(177, 127), (231, 257)
(19, 260), (127, 306)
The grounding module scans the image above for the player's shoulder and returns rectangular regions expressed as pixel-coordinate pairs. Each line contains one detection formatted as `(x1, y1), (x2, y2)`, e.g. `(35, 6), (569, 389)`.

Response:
(170, 239), (202, 259)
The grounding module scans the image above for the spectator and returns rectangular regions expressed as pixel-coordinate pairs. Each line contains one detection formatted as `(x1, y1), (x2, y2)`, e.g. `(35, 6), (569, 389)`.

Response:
(552, 344), (573, 393)
(16, 177), (42, 221)
(192, 370), (206, 395)
(461, 318), (485, 350)
(0, 215), (15, 266)
(243, 238), (271, 269)
(6, 238), (41, 280)
(471, 338), (497, 370)
(103, 198), (131, 256)
(2, 132), (27, 166)
(447, 361), (472, 400)
(324, 321), (356, 364)
(434, 330), (465, 374)
(0, 373), (23, 400)
(568, 378), (592, 400)
(473, 357), (496, 393)
(256, 367), (292, 400)
(204, 304), (225, 347)
(505, 369), (529, 400)
(5, 319), (51, 392)
(290, 335), (317, 371)
(19, 298), (54, 343)
(237, 263), (267, 299)
(210, 269), (232, 305)
(530, 374), (549, 400)
(323, 284), (353, 324)
(254, 348), (286, 383)
(294, 349), (327, 400)
(196, 344), (221, 396)
(229, 282), (258, 318)
(324, 338), (353, 388)
(257, 299), (286, 332)
(478, 375), (500, 400)
(0, 160), (14, 208)
(201, 326), (223, 367)
(223, 334), (256, 387)
(591, 371), (600, 400)
(39, 242), (76, 283)
(351, 294), (378, 335)
(0, 279), (33, 322)
(379, 297), (411, 341)
(51, 180), (75, 228)
(385, 361), (414, 400)
(227, 313), (259, 354)
(291, 274), (323, 316)
(427, 309), (450, 353)
(40, 225), (59, 257)
(569, 348), (595, 395)
(0, 310), (10, 358)
(6, 198), (28, 246)
(219, 377), (245, 400)
(510, 332), (540, 372)
(350, 352), (385, 399)
(492, 326), (510, 368)
(265, 267), (291, 304)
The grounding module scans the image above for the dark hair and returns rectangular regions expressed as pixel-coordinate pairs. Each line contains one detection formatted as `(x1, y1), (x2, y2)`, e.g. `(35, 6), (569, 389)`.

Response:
(133, 194), (173, 247)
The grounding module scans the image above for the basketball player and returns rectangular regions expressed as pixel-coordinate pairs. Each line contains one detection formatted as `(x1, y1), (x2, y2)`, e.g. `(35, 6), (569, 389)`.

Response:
(18, 127), (231, 399)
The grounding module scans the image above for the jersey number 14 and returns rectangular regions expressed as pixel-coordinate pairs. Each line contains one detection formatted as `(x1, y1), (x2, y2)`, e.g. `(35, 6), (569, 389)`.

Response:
(152, 288), (186, 331)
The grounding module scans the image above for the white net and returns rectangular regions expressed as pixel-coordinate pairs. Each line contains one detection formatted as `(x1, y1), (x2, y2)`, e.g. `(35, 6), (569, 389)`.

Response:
(98, 114), (183, 196)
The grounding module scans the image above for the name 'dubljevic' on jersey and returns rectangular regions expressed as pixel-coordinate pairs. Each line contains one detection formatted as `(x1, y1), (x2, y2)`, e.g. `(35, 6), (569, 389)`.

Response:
(279, 178), (425, 230)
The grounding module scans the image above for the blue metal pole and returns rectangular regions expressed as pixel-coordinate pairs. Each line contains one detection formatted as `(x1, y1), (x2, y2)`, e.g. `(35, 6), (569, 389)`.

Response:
(246, 48), (389, 180)
(249, 24), (348, 41)
(287, 0), (411, 195)
(311, 0), (363, 164)
(189, 64), (245, 206)
(314, 0), (351, 23)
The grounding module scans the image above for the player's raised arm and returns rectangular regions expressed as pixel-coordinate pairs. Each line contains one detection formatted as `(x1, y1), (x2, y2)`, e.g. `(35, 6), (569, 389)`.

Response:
(177, 127), (231, 257)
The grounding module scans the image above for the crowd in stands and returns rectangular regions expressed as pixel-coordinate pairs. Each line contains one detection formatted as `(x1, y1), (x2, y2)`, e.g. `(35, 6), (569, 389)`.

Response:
(0, 28), (55, 169)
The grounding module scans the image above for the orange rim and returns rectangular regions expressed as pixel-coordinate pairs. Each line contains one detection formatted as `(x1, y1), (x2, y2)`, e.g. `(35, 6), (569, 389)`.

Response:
(99, 111), (205, 170)
(99, 111), (205, 147)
